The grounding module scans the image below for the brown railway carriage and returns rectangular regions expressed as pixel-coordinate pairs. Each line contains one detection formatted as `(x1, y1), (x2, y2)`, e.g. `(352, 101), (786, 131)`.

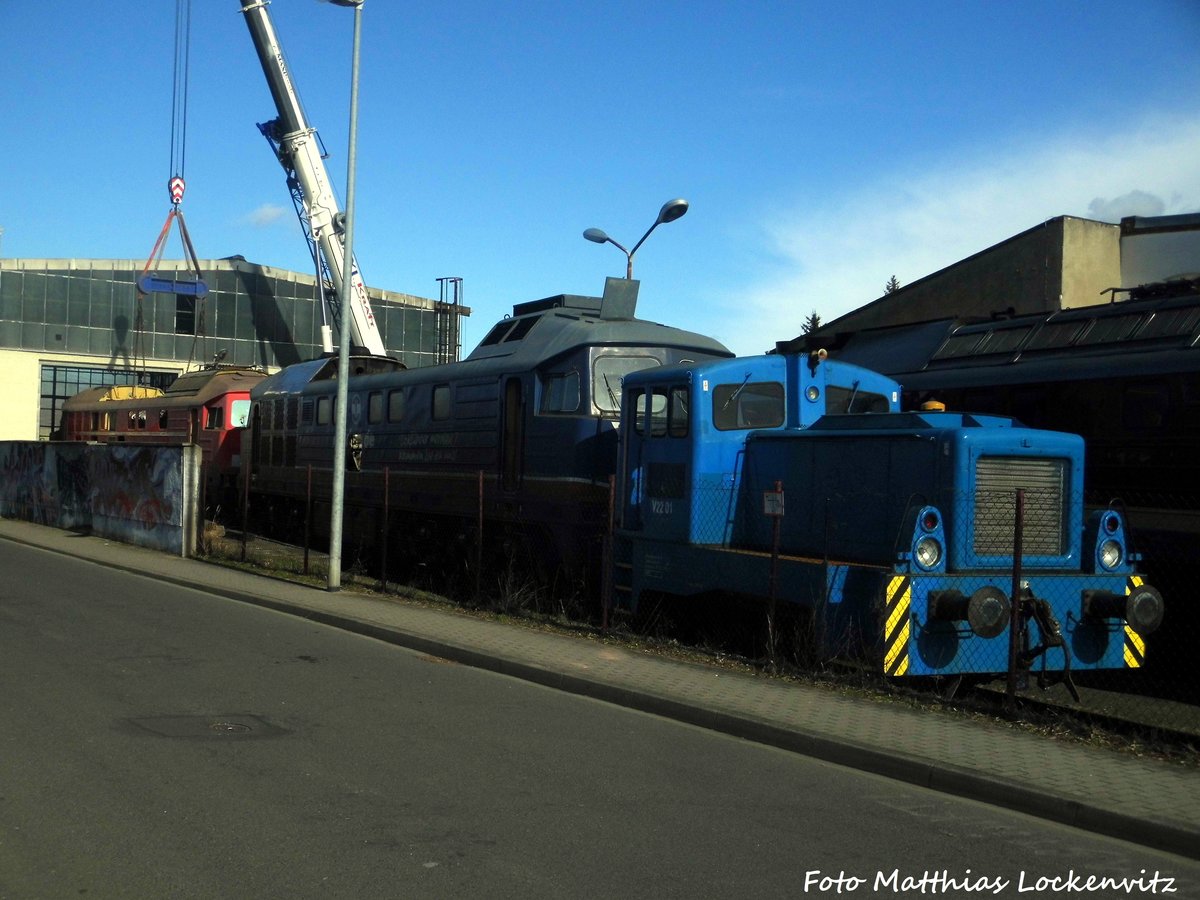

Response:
(58, 365), (267, 506)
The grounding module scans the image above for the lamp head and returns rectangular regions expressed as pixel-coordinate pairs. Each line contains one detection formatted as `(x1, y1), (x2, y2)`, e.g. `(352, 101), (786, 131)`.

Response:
(657, 198), (689, 225)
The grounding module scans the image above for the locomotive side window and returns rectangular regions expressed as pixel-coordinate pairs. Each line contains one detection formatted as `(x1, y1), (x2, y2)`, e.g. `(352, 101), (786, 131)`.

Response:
(159, 409), (169, 428)
(207, 405), (225, 429)
(713, 381), (784, 430)
(317, 396), (332, 426)
(388, 390), (405, 423)
(368, 391), (384, 424)
(594, 356), (660, 417)
(1122, 382), (1169, 430)
(541, 372), (580, 413)
(432, 385), (451, 421)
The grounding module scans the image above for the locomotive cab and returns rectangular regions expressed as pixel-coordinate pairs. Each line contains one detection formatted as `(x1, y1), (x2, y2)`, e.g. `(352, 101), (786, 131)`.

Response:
(619, 351), (899, 542)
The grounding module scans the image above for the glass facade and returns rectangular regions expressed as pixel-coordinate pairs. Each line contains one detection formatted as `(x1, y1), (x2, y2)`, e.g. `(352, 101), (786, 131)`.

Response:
(2, 258), (466, 441)
(0, 258), (453, 370)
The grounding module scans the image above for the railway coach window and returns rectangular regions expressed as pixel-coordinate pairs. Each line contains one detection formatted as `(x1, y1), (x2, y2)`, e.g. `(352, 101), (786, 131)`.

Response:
(713, 381), (784, 430)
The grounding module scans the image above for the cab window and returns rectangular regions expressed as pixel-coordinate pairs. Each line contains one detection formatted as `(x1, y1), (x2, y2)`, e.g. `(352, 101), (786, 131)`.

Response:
(632, 388), (669, 436)
(668, 386), (689, 437)
(594, 356), (660, 416)
(713, 381), (784, 430)
(826, 385), (890, 414)
(230, 400), (251, 428)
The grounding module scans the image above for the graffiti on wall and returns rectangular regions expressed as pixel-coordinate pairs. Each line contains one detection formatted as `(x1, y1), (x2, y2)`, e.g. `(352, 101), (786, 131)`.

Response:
(0, 441), (189, 555)
(0, 442), (90, 529)
(89, 446), (181, 527)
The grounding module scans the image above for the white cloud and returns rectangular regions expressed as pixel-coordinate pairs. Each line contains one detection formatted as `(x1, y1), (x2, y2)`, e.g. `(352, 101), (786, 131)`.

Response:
(242, 203), (288, 227)
(1088, 190), (1166, 221)
(720, 115), (1200, 356)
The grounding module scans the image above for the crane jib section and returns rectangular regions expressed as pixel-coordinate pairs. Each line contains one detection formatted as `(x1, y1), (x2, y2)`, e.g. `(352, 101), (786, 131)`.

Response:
(237, 0), (386, 357)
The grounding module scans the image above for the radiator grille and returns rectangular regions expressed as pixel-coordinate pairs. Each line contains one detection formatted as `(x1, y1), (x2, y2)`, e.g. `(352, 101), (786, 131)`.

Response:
(974, 457), (1066, 556)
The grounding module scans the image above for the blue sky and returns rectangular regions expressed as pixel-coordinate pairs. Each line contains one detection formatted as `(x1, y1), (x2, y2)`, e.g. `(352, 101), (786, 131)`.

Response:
(2, 1), (1198, 357)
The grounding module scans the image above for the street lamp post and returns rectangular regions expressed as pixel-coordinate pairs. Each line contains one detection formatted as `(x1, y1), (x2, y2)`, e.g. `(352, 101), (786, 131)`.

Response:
(583, 198), (689, 279)
(327, 0), (364, 592)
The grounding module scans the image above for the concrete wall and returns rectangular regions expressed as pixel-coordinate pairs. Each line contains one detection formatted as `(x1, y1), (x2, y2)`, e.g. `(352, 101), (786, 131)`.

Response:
(0, 348), (179, 442)
(1061, 217), (1123, 306)
(816, 216), (1120, 336)
(0, 441), (201, 556)
(0, 352), (41, 440)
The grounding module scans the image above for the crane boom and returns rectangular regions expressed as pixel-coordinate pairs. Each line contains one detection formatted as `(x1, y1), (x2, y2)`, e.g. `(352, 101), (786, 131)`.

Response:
(238, 0), (386, 357)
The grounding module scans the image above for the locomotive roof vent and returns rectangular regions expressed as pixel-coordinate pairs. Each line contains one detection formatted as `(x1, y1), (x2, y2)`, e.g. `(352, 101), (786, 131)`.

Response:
(512, 293), (604, 317)
(508, 277), (641, 321)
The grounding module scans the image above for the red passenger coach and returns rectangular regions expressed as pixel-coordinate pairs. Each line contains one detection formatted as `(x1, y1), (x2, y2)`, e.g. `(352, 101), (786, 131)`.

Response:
(58, 365), (267, 507)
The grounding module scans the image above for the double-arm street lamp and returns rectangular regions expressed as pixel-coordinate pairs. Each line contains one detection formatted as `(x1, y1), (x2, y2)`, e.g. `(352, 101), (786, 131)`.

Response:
(583, 198), (689, 279)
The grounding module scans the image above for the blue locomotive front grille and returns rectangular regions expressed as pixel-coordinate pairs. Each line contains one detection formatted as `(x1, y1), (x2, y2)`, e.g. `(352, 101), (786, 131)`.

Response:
(973, 456), (1066, 556)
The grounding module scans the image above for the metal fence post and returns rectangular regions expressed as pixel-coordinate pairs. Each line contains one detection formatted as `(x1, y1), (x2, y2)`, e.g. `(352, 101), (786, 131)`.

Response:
(476, 470), (484, 601)
(768, 480), (783, 670)
(303, 464), (312, 576)
(380, 466), (389, 591)
(240, 458), (250, 563)
(1006, 488), (1025, 706)
(602, 474), (615, 631)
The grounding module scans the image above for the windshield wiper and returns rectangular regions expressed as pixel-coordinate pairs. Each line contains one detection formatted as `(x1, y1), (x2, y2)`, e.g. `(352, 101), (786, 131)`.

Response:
(602, 373), (620, 410)
(720, 373), (752, 411)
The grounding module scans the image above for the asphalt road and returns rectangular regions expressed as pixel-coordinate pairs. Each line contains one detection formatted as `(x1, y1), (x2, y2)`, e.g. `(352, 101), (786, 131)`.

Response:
(2, 540), (1197, 899)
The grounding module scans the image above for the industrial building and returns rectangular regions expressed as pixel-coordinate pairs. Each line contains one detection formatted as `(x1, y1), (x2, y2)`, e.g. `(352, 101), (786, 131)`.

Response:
(0, 256), (467, 440)
(801, 213), (1200, 342)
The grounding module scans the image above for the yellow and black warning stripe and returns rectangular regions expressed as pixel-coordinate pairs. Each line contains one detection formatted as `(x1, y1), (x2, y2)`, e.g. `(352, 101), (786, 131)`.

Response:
(1124, 574), (1146, 669)
(884, 575), (911, 676)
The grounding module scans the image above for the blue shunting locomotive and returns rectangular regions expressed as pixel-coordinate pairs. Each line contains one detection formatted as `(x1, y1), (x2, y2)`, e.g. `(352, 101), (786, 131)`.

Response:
(615, 349), (1165, 681)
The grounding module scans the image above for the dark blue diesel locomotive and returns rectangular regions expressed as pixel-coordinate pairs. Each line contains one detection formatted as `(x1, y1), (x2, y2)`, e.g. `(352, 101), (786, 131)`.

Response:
(246, 278), (732, 576)
(615, 350), (1165, 681)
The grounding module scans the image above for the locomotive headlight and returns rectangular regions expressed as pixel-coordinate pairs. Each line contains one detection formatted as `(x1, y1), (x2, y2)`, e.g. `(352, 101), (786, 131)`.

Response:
(915, 537), (942, 569)
(1098, 539), (1123, 570)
